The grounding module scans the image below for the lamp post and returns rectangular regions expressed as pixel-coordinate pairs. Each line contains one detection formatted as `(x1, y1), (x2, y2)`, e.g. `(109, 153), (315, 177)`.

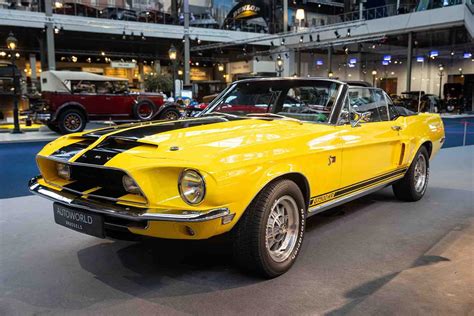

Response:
(168, 44), (177, 99)
(276, 55), (284, 77)
(438, 65), (444, 99)
(6, 32), (21, 134)
(371, 69), (377, 87)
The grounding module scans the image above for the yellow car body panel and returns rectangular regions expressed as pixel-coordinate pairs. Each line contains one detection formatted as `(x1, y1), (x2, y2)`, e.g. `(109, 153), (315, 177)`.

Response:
(33, 112), (444, 240)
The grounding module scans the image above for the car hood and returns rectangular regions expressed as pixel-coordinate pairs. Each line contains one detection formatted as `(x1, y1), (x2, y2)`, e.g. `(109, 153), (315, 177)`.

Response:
(48, 117), (338, 169)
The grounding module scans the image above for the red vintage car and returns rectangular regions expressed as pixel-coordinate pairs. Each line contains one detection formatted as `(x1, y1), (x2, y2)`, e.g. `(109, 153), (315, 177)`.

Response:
(29, 71), (180, 134)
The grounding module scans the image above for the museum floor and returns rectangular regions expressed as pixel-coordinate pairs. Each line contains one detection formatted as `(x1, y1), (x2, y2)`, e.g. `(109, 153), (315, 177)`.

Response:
(0, 145), (472, 315)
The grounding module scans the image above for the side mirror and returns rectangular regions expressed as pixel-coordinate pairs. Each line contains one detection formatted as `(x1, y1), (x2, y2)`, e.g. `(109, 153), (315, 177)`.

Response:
(351, 111), (371, 127)
(339, 110), (350, 125)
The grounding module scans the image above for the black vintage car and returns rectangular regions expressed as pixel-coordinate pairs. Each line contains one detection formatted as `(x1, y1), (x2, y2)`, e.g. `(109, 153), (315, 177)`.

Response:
(54, 3), (100, 18)
(100, 7), (137, 21)
(138, 10), (174, 24)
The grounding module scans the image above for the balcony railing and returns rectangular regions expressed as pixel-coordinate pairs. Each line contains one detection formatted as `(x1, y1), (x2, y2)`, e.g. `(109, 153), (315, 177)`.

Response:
(0, 0), (466, 34)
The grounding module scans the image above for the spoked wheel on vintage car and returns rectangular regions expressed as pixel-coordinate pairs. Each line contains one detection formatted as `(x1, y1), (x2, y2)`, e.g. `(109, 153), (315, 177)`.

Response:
(57, 109), (86, 134)
(232, 179), (306, 278)
(393, 146), (429, 201)
(159, 108), (181, 120)
(133, 100), (156, 120)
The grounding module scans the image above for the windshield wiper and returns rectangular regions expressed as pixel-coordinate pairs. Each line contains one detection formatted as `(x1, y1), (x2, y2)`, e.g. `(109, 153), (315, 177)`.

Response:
(246, 113), (303, 125)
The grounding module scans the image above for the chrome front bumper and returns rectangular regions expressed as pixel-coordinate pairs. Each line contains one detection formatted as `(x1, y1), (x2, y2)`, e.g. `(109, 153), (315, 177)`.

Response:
(29, 177), (230, 223)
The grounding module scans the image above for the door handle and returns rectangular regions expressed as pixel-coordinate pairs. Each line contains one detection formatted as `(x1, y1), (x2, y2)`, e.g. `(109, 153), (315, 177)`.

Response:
(391, 125), (402, 131)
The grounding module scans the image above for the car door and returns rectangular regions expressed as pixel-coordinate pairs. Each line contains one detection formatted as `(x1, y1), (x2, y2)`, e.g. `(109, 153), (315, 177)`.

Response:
(337, 87), (405, 189)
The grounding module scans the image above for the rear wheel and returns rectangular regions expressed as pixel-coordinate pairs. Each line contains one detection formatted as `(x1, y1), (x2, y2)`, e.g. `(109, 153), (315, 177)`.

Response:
(133, 100), (156, 120)
(232, 179), (306, 278)
(393, 146), (429, 201)
(57, 109), (86, 134)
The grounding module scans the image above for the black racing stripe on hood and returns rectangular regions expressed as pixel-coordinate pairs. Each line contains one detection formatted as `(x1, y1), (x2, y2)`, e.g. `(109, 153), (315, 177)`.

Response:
(50, 139), (96, 161)
(110, 117), (233, 139)
(75, 138), (142, 165)
(74, 117), (237, 165)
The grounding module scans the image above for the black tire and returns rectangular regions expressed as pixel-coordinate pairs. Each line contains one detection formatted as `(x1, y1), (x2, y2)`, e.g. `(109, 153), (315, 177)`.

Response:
(393, 146), (430, 201)
(158, 108), (181, 120)
(46, 123), (60, 133)
(133, 100), (156, 120)
(232, 179), (306, 278)
(57, 109), (86, 134)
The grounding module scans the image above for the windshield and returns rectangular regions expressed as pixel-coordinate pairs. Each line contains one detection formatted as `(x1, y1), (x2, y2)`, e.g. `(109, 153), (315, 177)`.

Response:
(202, 79), (342, 124)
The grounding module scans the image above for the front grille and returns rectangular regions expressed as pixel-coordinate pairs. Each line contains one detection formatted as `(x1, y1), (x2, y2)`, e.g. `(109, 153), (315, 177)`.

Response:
(62, 165), (138, 201)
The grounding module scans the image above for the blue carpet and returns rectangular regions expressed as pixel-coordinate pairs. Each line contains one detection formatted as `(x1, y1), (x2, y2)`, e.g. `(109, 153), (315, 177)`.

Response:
(0, 117), (472, 199)
(0, 142), (48, 199)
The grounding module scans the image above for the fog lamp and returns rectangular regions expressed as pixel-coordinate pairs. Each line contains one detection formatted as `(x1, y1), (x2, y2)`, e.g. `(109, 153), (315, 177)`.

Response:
(122, 175), (140, 194)
(56, 163), (71, 180)
(178, 169), (206, 205)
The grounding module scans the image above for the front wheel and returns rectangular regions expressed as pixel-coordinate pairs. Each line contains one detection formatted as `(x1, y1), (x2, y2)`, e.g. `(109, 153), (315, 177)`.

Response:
(232, 179), (306, 278)
(393, 146), (429, 201)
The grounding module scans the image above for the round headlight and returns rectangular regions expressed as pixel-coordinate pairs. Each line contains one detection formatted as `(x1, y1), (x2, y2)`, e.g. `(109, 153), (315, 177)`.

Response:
(178, 169), (206, 205)
(56, 163), (71, 180)
(122, 175), (140, 194)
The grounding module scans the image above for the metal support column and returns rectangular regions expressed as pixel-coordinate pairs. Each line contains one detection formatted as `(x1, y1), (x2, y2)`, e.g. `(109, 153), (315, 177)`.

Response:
(406, 32), (413, 92)
(283, 0), (288, 32)
(44, 0), (56, 70)
(183, 0), (190, 85)
(328, 46), (333, 77)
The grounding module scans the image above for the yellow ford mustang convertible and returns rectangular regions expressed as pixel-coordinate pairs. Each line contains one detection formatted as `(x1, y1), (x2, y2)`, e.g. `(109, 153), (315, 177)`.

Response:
(30, 78), (445, 277)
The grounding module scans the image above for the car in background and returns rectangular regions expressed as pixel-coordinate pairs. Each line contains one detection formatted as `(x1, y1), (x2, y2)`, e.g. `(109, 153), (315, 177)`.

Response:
(395, 91), (442, 113)
(30, 78), (445, 277)
(189, 12), (219, 28)
(138, 10), (174, 24)
(100, 7), (137, 21)
(28, 71), (180, 134)
(54, 2), (100, 17)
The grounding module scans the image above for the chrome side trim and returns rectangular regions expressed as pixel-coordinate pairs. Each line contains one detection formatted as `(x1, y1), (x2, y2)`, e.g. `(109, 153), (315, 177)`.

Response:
(307, 176), (403, 216)
(30, 178), (230, 223)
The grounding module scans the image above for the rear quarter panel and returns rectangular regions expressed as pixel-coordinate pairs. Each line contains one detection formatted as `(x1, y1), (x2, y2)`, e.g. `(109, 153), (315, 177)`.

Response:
(399, 113), (444, 164)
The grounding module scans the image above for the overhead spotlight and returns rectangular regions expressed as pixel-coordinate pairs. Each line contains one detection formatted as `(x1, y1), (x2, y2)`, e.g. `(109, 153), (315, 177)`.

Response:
(54, 26), (60, 34)
(316, 34), (320, 42)
(343, 46), (349, 54)
(242, 46), (247, 52)
(182, 36), (186, 43)
(269, 55), (273, 60)
(347, 28), (351, 37)
(309, 34), (313, 41)
(281, 38), (285, 45)
(196, 37), (201, 44)
(334, 30), (340, 38)
(256, 57), (260, 62)
(122, 30), (126, 40)
(141, 32), (145, 40)
(271, 41), (274, 47)
(450, 50), (455, 56)
(285, 53), (289, 59)
(299, 35), (304, 43)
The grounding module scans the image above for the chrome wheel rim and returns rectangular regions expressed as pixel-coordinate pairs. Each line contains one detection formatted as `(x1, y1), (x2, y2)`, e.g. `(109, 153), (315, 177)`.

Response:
(64, 113), (82, 132)
(138, 104), (153, 120)
(414, 154), (427, 192)
(265, 195), (299, 263)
